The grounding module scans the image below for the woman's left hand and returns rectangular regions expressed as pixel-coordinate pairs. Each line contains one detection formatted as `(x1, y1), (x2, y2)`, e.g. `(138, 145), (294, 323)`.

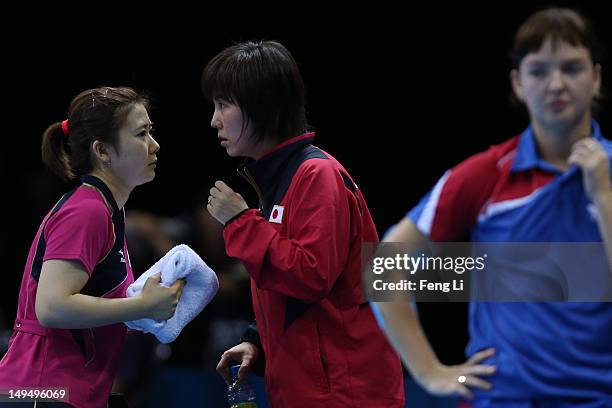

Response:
(207, 181), (249, 225)
(569, 138), (612, 203)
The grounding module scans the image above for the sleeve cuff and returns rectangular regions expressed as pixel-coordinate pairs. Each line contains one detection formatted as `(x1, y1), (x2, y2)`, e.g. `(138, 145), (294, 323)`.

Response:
(223, 208), (251, 229)
(240, 322), (266, 375)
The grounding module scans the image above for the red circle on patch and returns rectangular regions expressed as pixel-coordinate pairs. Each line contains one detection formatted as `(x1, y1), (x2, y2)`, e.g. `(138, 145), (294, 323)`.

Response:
(272, 209), (279, 219)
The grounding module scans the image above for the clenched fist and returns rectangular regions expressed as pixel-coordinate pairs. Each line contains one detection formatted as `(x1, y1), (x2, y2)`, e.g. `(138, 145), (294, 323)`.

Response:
(207, 180), (249, 225)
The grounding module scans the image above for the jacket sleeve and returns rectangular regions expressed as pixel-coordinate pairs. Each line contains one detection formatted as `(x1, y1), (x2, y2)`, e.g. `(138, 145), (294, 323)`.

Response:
(223, 161), (352, 303)
(239, 321), (266, 375)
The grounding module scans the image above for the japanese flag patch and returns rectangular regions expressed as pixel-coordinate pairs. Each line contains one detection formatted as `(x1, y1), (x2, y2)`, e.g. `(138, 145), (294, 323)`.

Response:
(269, 205), (284, 224)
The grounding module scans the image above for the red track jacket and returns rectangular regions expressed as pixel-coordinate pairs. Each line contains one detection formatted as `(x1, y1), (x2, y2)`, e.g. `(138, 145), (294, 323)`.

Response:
(223, 133), (404, 407)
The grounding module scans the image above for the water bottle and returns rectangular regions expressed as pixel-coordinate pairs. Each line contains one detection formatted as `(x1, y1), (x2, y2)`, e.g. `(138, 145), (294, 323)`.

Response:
(227, 364), (258, 408)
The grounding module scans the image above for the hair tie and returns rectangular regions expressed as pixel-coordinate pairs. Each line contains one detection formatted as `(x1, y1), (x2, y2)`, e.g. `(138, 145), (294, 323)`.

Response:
(61, 119), (70, 136)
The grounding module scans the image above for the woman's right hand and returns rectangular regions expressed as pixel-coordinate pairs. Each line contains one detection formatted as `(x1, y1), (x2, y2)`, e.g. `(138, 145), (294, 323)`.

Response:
(418, 348), (497, 400)
(140, 273), (185, 320)
(216, 342), (259, 384)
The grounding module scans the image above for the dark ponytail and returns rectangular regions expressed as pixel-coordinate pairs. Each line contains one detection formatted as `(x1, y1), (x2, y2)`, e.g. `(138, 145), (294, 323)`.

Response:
(41, 122), (74, 183)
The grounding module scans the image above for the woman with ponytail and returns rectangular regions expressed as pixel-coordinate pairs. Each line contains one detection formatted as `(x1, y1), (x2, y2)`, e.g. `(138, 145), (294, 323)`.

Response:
(0, 87), (185, 408)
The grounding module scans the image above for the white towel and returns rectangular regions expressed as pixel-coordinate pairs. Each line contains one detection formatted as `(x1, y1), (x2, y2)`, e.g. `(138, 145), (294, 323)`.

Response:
(125, 244), (219, 343)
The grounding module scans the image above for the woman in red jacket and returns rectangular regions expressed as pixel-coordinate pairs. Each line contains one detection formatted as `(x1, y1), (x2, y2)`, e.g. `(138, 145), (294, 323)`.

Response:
(203, 41), (405, 407)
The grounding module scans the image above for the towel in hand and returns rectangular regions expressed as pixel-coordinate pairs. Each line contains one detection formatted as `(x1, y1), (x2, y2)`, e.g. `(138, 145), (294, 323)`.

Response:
(125, 244), (219, 343)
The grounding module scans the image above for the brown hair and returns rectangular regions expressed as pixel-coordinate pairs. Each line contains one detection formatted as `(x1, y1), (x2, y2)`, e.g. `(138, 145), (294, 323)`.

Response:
(511, 7), (604, 68)
(41, 87), (150, 182)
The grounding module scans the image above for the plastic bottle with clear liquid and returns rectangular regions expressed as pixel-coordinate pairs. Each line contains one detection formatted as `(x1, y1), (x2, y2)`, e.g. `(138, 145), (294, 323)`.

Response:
(227, 364), (258, 408)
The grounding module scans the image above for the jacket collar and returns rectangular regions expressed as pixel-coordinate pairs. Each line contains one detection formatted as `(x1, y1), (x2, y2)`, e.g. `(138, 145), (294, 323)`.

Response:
(241, 132), (316, 189)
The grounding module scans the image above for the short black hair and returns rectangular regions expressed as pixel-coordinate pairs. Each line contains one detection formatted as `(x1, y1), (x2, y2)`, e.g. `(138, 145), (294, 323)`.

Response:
(202, 40), (308, 144)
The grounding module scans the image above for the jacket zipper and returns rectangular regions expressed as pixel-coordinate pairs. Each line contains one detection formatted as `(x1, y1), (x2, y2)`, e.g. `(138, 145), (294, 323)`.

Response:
(236, 165), (269, 337)
(237, 166), (265, 207)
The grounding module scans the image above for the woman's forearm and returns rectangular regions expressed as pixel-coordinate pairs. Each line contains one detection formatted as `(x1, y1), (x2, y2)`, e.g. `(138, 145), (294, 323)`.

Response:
(38, 294), (148, 329)
(375, 301), (441, 382)
(375, 218), (442, 379)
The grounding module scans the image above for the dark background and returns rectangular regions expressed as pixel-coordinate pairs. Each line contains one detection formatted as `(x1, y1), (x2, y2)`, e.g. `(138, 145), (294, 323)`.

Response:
(1, 0), (610, 393)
